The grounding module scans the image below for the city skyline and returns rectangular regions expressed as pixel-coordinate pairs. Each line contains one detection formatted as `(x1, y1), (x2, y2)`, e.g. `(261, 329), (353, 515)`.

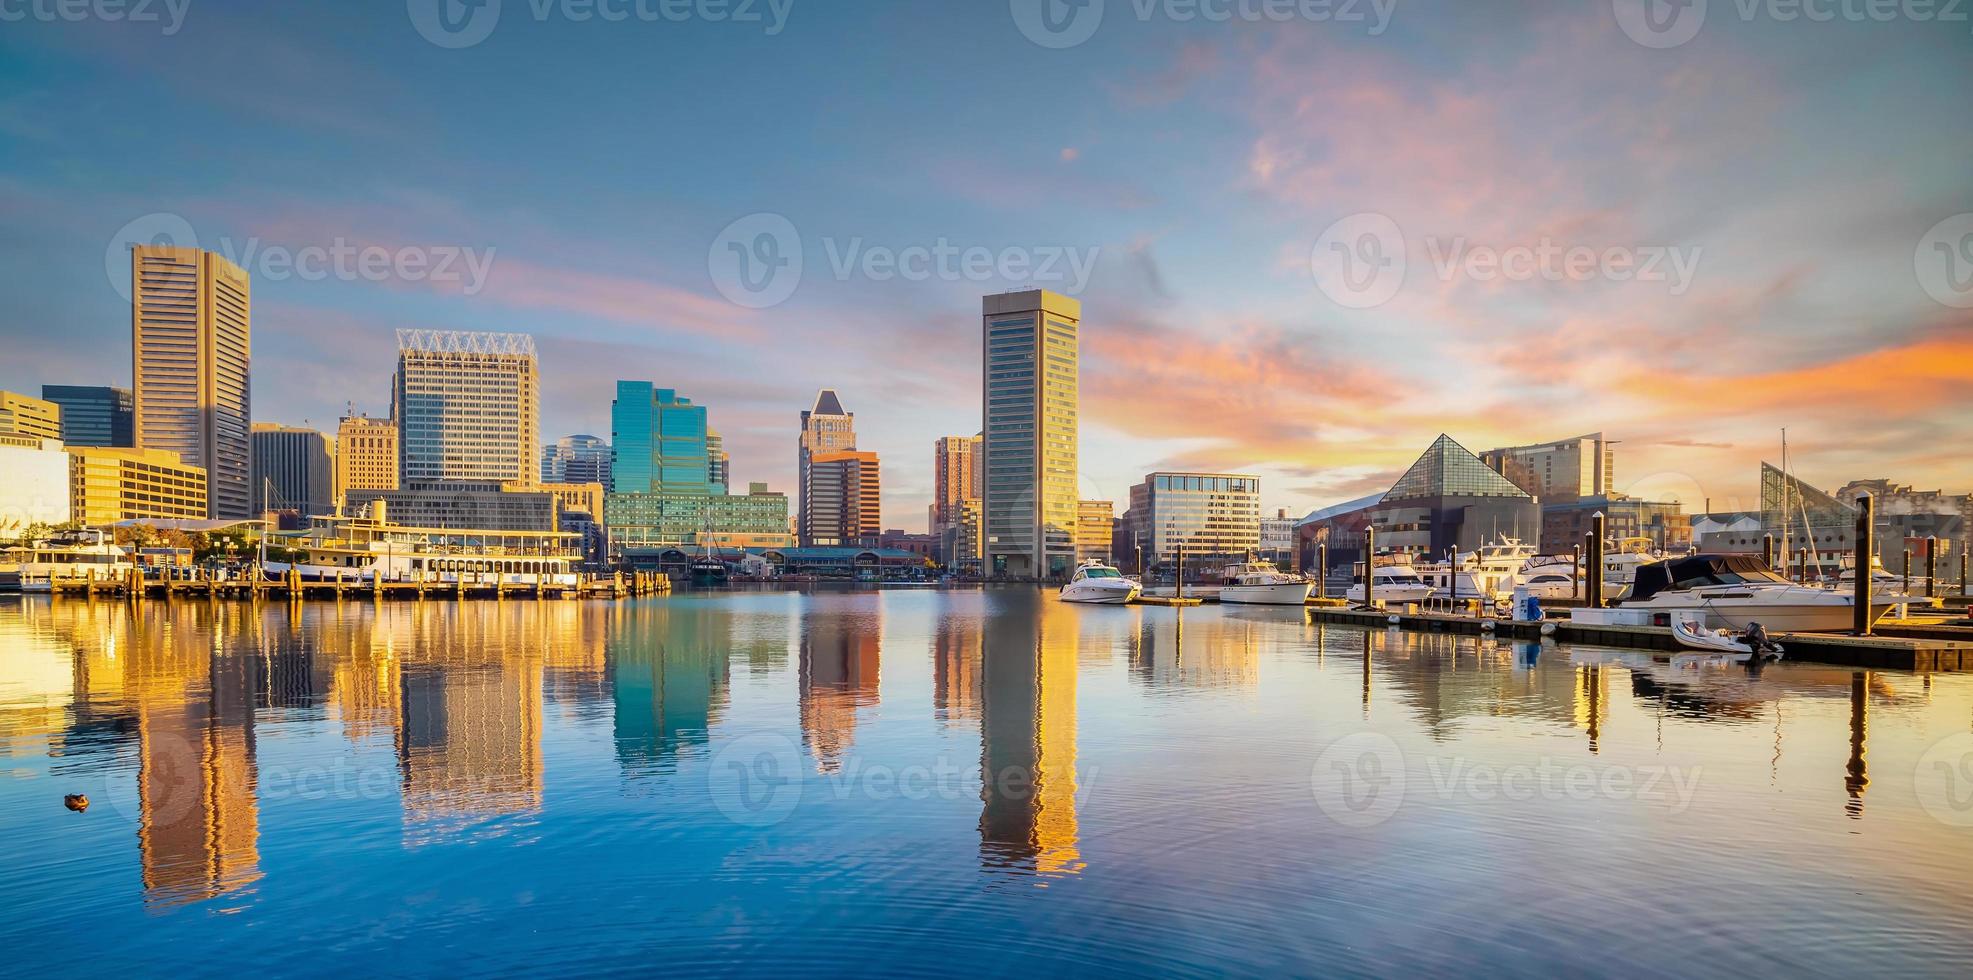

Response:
(2, 5), (1970, 528)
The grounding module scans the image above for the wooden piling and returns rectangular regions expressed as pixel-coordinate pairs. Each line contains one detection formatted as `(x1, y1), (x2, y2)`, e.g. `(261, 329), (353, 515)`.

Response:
(1854, 493), (1874, 636)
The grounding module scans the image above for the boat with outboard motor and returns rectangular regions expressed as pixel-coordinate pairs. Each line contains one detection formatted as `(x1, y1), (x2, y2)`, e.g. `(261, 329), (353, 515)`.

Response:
(1060, 560), (1142, 604)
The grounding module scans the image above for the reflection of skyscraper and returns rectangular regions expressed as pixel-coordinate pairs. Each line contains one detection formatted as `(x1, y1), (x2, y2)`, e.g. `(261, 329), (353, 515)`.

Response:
(394, 608), (545, 845)
(933, 615), (981, 727)
(128, 609), (263, 907)
(979, 593), (1082, 877)
(612, 607), (730, 776)
(798, 612), (880, 773)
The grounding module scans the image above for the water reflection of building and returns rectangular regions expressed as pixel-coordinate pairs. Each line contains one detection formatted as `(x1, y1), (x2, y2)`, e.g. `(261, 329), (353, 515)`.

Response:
(612, 605), (730, 776)
(798, 611), (881, 773)
(933, 614), (981, 727)
(980, 594), (1083, 877)
(1128, 612), (1259, 691)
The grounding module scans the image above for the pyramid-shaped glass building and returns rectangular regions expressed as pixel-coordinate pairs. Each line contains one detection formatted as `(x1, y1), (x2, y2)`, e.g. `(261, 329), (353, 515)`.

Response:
(1371, 434), (1540, 554)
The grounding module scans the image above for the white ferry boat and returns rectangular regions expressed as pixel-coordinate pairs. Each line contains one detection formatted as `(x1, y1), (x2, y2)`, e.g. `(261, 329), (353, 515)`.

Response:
(1218, 559), (1313, 605)
(0, 529), (135, 593)
(259, 510), (581, 588)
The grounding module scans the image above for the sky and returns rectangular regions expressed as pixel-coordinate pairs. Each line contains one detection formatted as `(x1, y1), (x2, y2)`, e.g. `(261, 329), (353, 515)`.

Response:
(2, 0), (1970, 529)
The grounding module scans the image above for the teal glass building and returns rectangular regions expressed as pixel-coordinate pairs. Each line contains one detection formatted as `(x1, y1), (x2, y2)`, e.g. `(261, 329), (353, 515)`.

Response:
(611, 382), (712, 495)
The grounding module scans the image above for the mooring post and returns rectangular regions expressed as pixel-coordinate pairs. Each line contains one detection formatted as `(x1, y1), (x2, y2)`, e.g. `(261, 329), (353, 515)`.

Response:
(1926, 536), (1938, 599)
(1763, 533), (1775, 571)
(1175, 541), (1185, 601)
(1853, 493), (1874, 636)
(1903, 548), (1912, 596)
(1590, 512), (1607, 609)
(1363, 525), (1376, 610)
(1317, 542), (1328, 600)
(1572, 544), (1582, 600)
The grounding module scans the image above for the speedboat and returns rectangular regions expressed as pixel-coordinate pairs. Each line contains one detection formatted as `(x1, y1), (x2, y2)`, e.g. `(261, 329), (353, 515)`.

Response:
(1617, 554), (1899, 632)
(1218, 559), (1312, 605)
(1060, 560), (1141, 604)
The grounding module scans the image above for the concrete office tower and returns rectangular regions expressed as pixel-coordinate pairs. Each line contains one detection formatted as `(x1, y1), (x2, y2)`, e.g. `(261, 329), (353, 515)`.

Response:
(131, 244), (252, 519)
(932, 434), (981, 535)
(250, 423), (335, 517)
(982, 290), (1079, 578)
(798, 389), (856, 545)
(542, 433), (612, 489)
(41, 385), (134, 447)
(807, 450), (881, 547)
(335, 415), (398, 508)
(393, 330), (538, 486)
(0, 391), (62, 441)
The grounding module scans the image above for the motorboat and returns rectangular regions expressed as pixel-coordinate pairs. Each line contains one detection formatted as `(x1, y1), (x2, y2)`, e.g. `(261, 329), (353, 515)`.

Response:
(1517, 569), (1583, 600)
(1345, 555), (1434, 605)
(0, 529), (135, 592)
(1060, 560), (1141, 604)
(1617, 554), (1899, 633)
(1218, 559), (1313, 605)
(1670, 610), (1785, 659)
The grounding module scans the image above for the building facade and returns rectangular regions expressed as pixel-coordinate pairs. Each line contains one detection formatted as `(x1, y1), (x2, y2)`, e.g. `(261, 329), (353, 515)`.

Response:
(1260, 508), (1298, 564)
(68, 446), (209, 524)
(393, 330), (538, 486)
(1541, 496), (1690, 552)
(983, 290), (1079, 578)
(362, 482), (558, 532)
(1480, 433), (1612, 501)
(706, 428), (729, 494)
(806, 450), (881, 547)
(798, 389), (856, 545)
(1371, 434), (1541, 555)
(0, 434), (72, 537)
(0, 391), (62, 441)
(1123, 473), (1260, 562)
(605, 483), (793, 551)
(931, 434), (982, 537)
(541, 433), (612, 489)
(131, 244), (252, 520)
(1075, 499), (1115, 564)
(250, 423), (334, 517)
(334, 415), (398, 508)
(1835, 478), (1971, 571)
(41, 385), (133, 448)
(612, 383), (712, 495)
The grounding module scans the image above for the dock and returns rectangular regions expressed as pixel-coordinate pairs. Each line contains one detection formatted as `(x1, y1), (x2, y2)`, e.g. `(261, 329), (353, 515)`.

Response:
(34, 568), (672, 601)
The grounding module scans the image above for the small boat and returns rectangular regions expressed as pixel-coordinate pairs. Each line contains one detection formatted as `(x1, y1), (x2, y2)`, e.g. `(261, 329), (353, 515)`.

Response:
(1670, 611), (1784, 659)
(1060, 560), (1141, 604)
(1218, 559), (1313, 605)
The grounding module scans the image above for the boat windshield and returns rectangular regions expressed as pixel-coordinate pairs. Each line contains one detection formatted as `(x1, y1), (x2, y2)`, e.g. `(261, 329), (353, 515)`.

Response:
(1081, 567), (1120, 579)
(1376, 573), (1425, 585)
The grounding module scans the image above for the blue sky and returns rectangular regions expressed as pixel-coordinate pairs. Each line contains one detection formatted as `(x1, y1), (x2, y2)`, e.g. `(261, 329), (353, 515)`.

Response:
(3, 0), (1971, 527)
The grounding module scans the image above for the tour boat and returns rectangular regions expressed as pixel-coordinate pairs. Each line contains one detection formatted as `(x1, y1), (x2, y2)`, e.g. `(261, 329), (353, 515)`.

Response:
(1059, 560), (1141, 604)
(0, 529), (135, 593)
(1616, 554), (1898, 632)
(259, 512), (581, 587)
(1217, 559), (1313, 605)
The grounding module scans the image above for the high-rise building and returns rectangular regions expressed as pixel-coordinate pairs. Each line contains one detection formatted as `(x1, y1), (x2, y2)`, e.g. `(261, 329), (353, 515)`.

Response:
(806, 450), (881, 547)
(1075, 499), (1115, 564)
(0, 391), (62, 441)
(611, 383), (711, 495)
(706, 427), (730, 494)
(798, 389), (856, 545)
(0, 434), (71, 537)
(393, 330), (538, 486)
(334, 415), (398, 508)
(982, 290), (1079, 578)
(41, 385), (133, 447)
(1123, 473), (1260, 562)
(541, 433), (612, 489)
(249, 423), (335, 517)
(131, 244), (251, 519)
(1480, 433), (1613, 501)
(68, 446), (209, 523)
(932, 434), (981, 536)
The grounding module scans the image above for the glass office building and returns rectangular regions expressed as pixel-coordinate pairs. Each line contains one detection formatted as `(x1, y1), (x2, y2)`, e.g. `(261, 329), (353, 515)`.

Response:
(611, 383), (712, 495)
(41, 385), (134, 448)
(1124, 473), (1261, 561)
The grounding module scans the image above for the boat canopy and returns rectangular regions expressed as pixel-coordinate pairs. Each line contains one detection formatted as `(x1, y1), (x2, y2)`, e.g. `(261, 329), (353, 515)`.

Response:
(1626, 554), (1789, 603)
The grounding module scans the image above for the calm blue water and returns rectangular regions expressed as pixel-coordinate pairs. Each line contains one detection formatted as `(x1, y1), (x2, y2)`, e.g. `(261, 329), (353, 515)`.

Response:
(3, 589), (1972, 976)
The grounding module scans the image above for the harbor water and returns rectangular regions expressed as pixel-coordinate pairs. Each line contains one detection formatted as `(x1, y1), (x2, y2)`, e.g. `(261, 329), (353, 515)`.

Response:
(2, 589), (1971, 976)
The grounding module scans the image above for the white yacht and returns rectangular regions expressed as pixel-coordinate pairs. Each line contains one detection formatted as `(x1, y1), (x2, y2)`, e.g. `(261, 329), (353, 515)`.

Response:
(1616, 554), (1899, 632)
(0, 530), (135, 593)
(1346, 556), (1434, 605)
(1059, 560), (1141, 604)
(1218, 559), (1313, 605)
(1517, 569), (1583, 600)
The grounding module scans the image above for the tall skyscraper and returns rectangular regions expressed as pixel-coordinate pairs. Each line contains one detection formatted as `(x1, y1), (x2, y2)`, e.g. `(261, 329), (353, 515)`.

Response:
(41, 385), (133, 447)
(706, 427), (730, 494)
(806, 450), (881, 547)
(392, 330), (538, 486)
(131, 244), (252, 519)
(250, 423), (334, 516)
(983, 290), (1080, 578)
(334, 414), (398, 508)
(542, 433), (612, 489)
(611, 383), (711, 494)
(0, 390), (62, 441)
(932, 433), (981, 536)
(798, 389), (855, 545)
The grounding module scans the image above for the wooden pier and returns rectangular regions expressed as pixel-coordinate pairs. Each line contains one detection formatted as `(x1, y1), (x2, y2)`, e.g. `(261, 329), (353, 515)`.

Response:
(37, 568), (671, 602)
